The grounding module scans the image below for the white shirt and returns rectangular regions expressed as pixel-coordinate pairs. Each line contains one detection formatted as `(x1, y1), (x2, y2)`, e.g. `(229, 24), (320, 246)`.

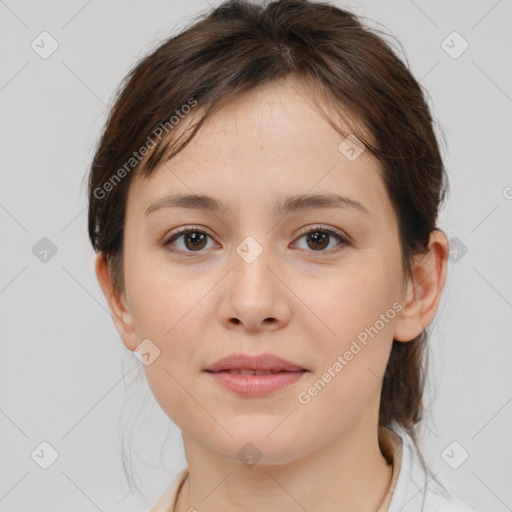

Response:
(151, 426), (477, 511)
(382, 426), (477, 511)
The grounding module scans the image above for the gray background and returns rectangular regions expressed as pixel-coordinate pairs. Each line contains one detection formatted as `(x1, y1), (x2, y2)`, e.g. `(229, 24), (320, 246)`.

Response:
(1, 0), (511, 510)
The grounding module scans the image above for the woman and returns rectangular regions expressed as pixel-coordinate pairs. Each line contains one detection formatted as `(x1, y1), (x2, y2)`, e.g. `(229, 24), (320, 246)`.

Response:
(88, 0), (477, 510)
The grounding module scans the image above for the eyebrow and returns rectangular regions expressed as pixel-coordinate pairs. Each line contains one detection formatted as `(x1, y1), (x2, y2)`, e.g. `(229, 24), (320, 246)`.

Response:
(144, 192), (370, 217)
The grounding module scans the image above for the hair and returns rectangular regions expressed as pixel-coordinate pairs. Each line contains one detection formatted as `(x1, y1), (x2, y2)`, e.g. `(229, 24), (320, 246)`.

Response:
(87, 0), (448, 497)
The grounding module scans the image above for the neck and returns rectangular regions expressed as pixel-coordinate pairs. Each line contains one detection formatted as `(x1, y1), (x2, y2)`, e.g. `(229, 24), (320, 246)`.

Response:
(175, 410), (394, 512)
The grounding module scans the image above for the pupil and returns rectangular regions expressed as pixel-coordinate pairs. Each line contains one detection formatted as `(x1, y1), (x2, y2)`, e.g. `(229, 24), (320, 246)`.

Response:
(308, 231), (328, 250)
(186, 232), (206, 250)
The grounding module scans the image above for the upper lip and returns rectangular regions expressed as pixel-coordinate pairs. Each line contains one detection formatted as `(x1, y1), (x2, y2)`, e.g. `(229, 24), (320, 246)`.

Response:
(204, 353), (307, 373)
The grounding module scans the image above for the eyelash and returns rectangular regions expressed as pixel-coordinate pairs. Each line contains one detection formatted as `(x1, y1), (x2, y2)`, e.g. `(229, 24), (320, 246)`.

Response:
(161, 225), (350, 257)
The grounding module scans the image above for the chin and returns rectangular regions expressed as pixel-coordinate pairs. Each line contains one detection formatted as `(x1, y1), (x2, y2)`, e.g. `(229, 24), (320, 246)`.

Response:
(213, 428), (306, 467)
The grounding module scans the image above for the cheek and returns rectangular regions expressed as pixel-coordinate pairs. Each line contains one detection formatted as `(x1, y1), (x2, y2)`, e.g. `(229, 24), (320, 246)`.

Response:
(132, 278), (205, 429)
(124, 249), (212, 381)
(297, 260), (400, 398)
(305, 263), (399, 343)
(124, 245), (193, 335)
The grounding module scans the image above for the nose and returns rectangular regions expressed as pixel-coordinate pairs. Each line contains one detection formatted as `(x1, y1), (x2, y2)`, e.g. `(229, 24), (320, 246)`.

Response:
(216, 245), (292, 332)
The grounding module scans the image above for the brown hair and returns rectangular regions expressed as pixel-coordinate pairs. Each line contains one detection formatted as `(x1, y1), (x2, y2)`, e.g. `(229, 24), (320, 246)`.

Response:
(88, 0), (447, 475)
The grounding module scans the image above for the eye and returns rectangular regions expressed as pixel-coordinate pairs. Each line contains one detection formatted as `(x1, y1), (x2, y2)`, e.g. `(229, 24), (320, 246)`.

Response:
(162, 226), (216, 254)
(162, 224), (350, 256)
(293, 225), (350, 253)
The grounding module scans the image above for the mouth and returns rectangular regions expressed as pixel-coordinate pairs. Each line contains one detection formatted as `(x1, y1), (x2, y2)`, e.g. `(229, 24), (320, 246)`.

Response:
(204, 352), (307, 373)
(206, 369), (307, 375)
(204, 368), (308, 397)
(203, 353), (309, 396)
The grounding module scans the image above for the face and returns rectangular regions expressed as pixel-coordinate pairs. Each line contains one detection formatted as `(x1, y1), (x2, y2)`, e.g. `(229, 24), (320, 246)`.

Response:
(107, 79), (414, 465)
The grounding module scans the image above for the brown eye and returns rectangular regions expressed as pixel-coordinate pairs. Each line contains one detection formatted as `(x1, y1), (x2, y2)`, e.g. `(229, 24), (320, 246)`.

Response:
(306, 231), (330, 251)
(182, 231), (207, 251)
(164, 228), (213, 253)
(294, 226), (349, 253)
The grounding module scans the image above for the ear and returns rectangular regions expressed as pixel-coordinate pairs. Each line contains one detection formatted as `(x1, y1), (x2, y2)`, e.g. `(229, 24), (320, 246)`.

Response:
(393, 230), (449, 342)
(95, 252), (138, 351)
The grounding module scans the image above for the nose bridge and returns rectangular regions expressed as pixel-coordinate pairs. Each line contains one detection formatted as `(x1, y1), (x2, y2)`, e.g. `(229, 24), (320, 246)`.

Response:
(231, 234), (275, 300)
(217, 233), (291, 331)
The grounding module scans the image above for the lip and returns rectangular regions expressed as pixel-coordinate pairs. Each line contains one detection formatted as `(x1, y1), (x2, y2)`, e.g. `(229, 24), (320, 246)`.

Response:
(204, 353), (307, 373)
(203, 353), (308, 397)
(207, 370), (307, 397)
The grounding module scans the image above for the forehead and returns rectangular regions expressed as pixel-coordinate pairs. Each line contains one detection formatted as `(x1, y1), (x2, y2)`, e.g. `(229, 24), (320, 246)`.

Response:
(177, 79), (356, 161)
(127, 79), (393, 221)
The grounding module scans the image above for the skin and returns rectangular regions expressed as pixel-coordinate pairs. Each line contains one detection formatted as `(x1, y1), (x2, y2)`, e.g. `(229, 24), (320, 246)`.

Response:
(96, 78), (448, 512)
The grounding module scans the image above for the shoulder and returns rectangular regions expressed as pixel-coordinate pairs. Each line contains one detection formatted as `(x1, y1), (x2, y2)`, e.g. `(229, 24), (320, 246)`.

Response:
(151, 467), (189, 512)
(424, 489), (478, 511)
(384, 425), (478, 512)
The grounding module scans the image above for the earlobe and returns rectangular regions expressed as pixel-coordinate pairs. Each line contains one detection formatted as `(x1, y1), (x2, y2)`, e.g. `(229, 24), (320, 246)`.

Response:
(393, 230), (449, 342)
(94, 252), (138, 351)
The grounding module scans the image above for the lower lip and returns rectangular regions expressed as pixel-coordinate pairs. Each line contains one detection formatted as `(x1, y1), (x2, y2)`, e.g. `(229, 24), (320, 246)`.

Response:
(205, 370), (307, 397)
